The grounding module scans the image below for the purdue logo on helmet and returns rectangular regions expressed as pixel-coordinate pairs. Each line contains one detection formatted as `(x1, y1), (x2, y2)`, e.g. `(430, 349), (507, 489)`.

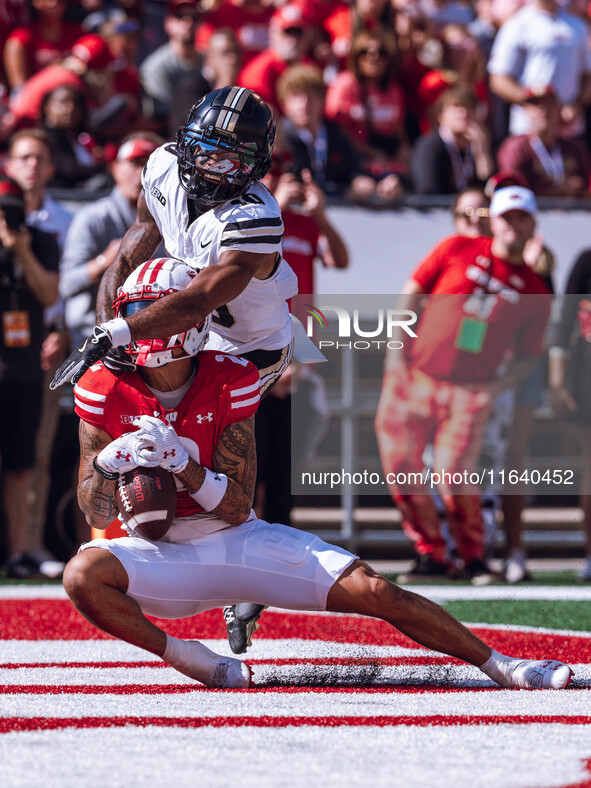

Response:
(112, 258), (211, 368)
(172, 86), (276, 209)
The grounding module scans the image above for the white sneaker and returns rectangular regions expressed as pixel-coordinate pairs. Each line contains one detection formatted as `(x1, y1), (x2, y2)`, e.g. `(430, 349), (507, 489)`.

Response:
(212, 658), (252, 689)
(504, 549), (529, 584)
(579, 557), (591, 582)
(508, 659), (573, 689)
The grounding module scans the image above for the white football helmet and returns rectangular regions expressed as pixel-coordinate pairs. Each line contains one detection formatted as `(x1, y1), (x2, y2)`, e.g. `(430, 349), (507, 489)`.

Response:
(112, 258), (210, 367)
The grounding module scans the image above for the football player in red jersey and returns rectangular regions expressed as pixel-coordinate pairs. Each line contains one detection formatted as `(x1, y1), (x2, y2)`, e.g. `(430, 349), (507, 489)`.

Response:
(62, 258), (573, 690)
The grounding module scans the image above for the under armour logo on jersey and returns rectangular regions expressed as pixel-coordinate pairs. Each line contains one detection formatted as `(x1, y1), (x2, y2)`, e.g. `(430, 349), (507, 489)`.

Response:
(196, 412), (213, 424)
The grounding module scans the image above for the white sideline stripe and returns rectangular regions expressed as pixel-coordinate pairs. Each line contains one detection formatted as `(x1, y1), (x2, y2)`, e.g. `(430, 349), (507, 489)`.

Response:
(1, 664), (589, 687)
(1, 688), (590, 720)
(399, 586), (591, 602)
(0, 640), (436, 663)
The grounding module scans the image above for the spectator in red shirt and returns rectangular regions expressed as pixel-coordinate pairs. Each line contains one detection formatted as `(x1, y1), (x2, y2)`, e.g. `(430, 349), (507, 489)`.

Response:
(375, 186), (551, 583)
(10, 33), (142, 143)
(3, 0), (83, 97)
(238, 3), (313, 113)
(323, 0), (393, 66)
(325, 28), (409, 185)
(497, 85), (590, 198)
(195, 0), (274, 66)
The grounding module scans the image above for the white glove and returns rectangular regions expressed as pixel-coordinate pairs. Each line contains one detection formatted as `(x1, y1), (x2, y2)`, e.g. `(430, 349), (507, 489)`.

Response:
(95, 431), (161, 476)
(132, 415), (190, 473)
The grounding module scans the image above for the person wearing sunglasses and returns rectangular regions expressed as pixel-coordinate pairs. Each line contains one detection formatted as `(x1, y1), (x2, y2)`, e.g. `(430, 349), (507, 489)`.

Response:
(325, 29), (409, 201)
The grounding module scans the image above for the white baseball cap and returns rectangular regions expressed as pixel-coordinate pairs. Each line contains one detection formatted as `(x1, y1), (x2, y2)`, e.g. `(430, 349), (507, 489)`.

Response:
(489, 186), (537, 218)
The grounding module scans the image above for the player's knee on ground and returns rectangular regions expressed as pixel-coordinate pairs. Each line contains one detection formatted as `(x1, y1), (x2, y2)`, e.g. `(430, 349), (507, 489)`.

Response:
(63, 548), (127, 605)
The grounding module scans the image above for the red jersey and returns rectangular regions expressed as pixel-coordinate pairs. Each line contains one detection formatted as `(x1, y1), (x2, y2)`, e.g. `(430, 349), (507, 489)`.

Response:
(409, 235), (551, 384)
(7, 22), (83, 75)
(325, 71), (406, 143)
(196, 1), (274, 65)
(281, 209), (321, 321)
(237, 50), (290, 111)
(74, 351), (261, 517)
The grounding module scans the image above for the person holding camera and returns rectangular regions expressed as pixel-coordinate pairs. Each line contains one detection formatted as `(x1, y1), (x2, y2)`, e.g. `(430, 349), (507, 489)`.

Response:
(0, 176), (59, 578)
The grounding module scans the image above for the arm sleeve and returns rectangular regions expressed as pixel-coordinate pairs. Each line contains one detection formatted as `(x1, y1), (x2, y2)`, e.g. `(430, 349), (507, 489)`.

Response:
(221, 360), (261, 425)
(487, 17), (525, 79)
(59, 210), (103, 299)
(220, 202), (284, 256)
(411, 237), (454, 291)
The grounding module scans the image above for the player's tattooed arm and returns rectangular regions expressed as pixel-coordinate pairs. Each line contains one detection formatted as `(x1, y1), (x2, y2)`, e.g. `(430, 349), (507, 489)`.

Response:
(96, 190), (162, 322)
(77, 420), (119, 530)
(175, 416), (256, 525)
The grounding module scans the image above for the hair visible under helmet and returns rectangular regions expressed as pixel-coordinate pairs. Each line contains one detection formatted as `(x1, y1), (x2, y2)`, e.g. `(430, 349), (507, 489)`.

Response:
(112, 258), (211, 367)
(172, 86), (275, 210)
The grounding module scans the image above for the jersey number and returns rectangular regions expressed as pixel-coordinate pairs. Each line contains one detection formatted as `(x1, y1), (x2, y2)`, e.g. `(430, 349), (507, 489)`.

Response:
(212, 303), (237, 328)
(215, 354), (249, 366)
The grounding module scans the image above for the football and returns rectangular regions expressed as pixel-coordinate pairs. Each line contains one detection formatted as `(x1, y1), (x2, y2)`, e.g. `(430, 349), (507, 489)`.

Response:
(116, 466), (177, 541)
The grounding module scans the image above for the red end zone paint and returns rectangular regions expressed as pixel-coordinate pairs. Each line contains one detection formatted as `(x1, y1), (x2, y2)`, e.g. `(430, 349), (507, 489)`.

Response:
(2, 601), (590, 663)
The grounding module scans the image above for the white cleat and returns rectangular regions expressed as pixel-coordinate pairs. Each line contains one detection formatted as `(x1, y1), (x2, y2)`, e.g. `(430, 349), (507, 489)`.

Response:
(508, 659), (573, 689)
(211, 658), (253, 689)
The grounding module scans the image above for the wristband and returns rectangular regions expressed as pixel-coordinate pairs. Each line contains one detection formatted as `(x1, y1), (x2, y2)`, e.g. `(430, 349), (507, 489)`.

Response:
(93, 456), (119, 480)
(189, 468), (228, 511)
(101, 317), (131, 348)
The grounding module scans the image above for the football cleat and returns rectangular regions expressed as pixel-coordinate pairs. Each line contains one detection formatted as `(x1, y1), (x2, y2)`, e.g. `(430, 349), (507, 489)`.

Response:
(507, 659), (573, 689)
(212, 658), (252, 689)
(224, 603), (266, 654)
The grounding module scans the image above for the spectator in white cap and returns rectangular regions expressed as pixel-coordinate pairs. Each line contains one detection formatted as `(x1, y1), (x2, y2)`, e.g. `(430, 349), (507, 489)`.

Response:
(60, 131), (165, 354)
(376, 182), (551, 585)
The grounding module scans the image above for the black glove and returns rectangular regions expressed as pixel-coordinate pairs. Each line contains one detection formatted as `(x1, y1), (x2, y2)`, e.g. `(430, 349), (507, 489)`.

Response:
(103, 346), (137, 375)
(49, 326), (113, 389)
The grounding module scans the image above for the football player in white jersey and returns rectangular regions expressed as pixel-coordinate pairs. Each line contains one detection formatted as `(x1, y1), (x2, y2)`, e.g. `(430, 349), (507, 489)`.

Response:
(62, 261), (573, 691)
(51, 87), (298, 650)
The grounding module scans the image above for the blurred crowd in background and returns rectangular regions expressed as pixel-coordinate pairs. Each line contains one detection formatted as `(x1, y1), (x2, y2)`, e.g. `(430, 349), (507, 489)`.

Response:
(1, 0), (591, 583)
(2, 0), (591, 200)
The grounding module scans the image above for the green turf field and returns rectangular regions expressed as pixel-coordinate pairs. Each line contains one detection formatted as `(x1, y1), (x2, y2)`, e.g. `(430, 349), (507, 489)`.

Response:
(442, 600), (591, 631)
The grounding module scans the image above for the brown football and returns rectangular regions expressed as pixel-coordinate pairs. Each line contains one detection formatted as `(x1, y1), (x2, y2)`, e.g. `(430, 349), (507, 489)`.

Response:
(116, 466), (177, 541)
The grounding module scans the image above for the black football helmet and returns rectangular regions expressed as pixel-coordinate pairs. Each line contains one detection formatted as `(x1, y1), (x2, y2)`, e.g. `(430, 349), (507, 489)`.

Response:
(172, 86), (276, 209)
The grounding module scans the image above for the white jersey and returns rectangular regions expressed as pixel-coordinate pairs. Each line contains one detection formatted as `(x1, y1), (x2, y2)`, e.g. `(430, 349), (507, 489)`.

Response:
(141, 144), (297, 354)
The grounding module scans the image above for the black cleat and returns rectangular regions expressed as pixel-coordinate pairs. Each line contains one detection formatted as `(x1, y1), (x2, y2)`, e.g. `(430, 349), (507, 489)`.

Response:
(397, 555), (449, 584)
(223, 603), (266, 654)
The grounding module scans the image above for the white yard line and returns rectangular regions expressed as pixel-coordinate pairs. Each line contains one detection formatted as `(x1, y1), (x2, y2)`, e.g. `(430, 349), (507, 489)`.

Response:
(1, 687), (589, 719)
(0, 664), (589, 688)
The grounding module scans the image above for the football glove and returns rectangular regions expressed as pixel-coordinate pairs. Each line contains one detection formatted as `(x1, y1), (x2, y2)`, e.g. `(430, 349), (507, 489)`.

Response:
(95, 430), (161, 476)
(132, 415), (190, 473)
(50, 326), (112, 389)
(103, 346), (137, 375)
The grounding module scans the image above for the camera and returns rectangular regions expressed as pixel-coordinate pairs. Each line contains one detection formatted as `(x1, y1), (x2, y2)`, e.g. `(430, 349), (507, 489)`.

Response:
(0, 205), (26, 231)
